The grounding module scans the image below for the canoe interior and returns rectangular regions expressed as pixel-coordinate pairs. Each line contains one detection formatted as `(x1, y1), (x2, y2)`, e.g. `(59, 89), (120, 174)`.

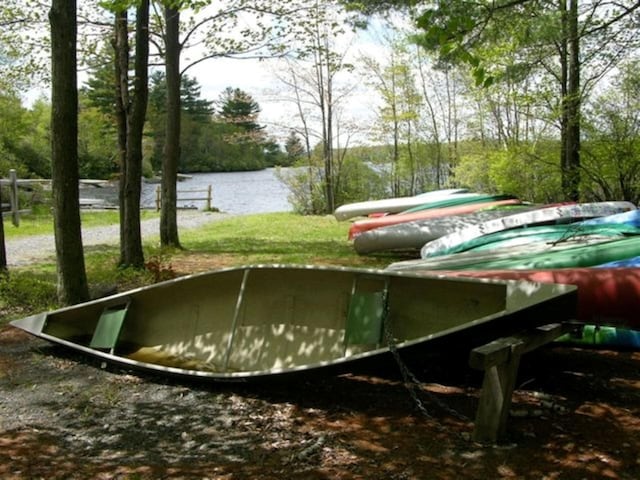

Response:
(27, 266), (573, 377)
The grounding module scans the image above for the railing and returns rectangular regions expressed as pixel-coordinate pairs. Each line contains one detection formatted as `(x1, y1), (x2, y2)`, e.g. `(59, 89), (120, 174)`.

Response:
(0, 169), (32, 226)
(155, 184), (212, 211)
(0, 169), (112, 226)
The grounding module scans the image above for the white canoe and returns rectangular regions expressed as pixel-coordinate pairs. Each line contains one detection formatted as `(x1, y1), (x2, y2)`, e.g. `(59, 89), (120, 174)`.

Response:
(333, 188), (469, 221)
(420, 201), (636, 259)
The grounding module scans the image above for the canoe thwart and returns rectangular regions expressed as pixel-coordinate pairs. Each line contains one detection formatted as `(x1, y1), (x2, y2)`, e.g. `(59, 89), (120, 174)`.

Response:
(469, 322), (573, 444)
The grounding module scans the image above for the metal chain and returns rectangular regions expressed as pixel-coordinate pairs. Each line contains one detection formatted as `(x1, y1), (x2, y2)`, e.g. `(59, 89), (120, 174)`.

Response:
(382, 293), (470, 423)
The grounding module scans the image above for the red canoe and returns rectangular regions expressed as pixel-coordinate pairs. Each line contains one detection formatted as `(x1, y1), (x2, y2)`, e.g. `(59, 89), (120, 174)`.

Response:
(414, 268), (640, 329)
(348, 199), (523, 240)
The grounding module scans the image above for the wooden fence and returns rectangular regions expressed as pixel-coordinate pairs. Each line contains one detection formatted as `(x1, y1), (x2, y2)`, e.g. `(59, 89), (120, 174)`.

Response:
(0, 170), (114, 227)
(155, 184), (212, 211)
(0, 169), (33, 227)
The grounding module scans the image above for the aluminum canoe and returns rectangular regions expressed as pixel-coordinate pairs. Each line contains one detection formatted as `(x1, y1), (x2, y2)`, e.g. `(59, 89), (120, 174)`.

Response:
(11, 264), (576, 382)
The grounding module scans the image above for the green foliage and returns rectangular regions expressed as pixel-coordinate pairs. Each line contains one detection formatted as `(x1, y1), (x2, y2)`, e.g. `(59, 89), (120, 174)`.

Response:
(0, 271), (58, 316)
(277, 166), (328, 215)
(0, 93), (50, 178)
(216, 87), (264, 133)
(277, 154), (387, 215)
(581, 61), (640, 204)
(284, 131), (306, 166)
(82, 45), (118, 116)
(454, 141), (563, 203)
(0, 2), (49, 92)
(78, 103), (119, 179)
(145, 77), (272, 173)
(149, 71), (215, 118)
(335, 155), (388, 205)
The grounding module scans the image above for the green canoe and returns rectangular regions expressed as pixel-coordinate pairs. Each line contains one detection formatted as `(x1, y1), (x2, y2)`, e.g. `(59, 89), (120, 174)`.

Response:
(390, 236), (640, 271)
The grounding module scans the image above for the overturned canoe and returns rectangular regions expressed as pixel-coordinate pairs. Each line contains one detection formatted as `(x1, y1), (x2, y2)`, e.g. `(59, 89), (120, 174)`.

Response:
(353, 205), (535, 255)
(425, 223), (640, 258)
(333, 189), (469, 221)
(10, 264), (576, 381)
(420, 201), (636, 259)
(349, 198), (524, 240)
(389, 236), (640, 271)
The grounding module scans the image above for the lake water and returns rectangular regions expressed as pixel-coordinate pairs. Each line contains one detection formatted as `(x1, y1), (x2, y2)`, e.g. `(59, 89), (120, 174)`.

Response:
(86, 168), (293, 215)
(143, 168), (293, 214)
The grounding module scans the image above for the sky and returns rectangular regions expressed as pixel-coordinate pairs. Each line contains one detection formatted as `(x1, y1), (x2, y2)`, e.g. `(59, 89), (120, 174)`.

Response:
(184, 19), (394, 146)
(21, 4), (401, 147)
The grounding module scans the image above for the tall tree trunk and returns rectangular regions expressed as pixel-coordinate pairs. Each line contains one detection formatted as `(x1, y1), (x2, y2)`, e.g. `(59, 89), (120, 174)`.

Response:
(121, 0), (149, 267)
(560, 0), (581, 201)
(324, 60), (335, 213)
(113, 9), (128, 264)
(49, 0), (89, 305)
(566, 0), (581, 201)
(0, 187), (6, 272)
(160, 5), (181, 247)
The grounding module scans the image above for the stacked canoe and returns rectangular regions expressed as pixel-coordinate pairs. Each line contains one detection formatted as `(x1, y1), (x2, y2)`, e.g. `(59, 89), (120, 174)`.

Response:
(335, 192), (640, 349)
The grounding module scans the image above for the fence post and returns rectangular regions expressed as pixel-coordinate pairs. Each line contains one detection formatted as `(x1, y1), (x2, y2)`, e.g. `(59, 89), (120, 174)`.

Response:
(155, 185), (161, 211)
(0, 180), (6, 270)
(206, 185), (212, 211)
(9, 169), (19, 227)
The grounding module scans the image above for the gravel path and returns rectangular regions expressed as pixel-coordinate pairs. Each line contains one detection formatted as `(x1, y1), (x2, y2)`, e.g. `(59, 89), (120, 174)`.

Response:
(5, 210), (231, 266)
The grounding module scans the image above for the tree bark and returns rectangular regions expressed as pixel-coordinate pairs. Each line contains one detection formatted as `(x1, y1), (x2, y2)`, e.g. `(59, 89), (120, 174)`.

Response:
(113, 9), (128, 264)
(560, 0), (581, 201)
(161, 5), (181, 248)
(0, 187), (6, 272)
(113, 2), (149, 268)
(49, 0), (89, 305)
(121, 0), (149, 267)
(565, 0), (581, 201)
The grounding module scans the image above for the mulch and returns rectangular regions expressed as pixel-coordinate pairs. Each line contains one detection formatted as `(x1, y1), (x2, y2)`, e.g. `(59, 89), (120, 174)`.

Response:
(1, 324), (639, 479)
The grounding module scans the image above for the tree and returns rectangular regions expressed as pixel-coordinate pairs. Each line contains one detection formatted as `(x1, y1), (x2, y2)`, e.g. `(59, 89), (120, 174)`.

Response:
(147, 71), (214, 172)
(149, 0), (310, 246)
(49, 0), (89, 304)
(160, 2), (181, 248)
(347, 0), (640, 201)
(363, 39), (423, 196)
(216, 87), (267, 148)
(148, 71), (214, 116)
(284, 131), (305, 164)
(582, 60), (640, 204)
(414, 47), (462, 189)
(217, 87), (264, 132)
(275, 0), (360, 213)
(0, 2), (48, 94)
(112, 1), (150, 268)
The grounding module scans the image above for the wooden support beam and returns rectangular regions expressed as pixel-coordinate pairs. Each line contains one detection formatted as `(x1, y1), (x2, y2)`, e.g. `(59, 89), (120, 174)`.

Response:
(469, 322), (574, 444)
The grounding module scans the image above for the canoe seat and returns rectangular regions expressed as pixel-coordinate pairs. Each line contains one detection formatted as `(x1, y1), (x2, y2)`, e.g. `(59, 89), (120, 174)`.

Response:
(345, 291), (386, 346)
(90, 300), (130, 353)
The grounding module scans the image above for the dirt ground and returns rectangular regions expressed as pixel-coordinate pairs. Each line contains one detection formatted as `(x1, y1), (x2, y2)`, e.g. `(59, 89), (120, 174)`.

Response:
(1, 320), (639, 480)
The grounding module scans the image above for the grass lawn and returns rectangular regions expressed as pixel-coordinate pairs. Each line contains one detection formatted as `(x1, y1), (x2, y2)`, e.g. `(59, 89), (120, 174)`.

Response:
(0, 211), (401, 321)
